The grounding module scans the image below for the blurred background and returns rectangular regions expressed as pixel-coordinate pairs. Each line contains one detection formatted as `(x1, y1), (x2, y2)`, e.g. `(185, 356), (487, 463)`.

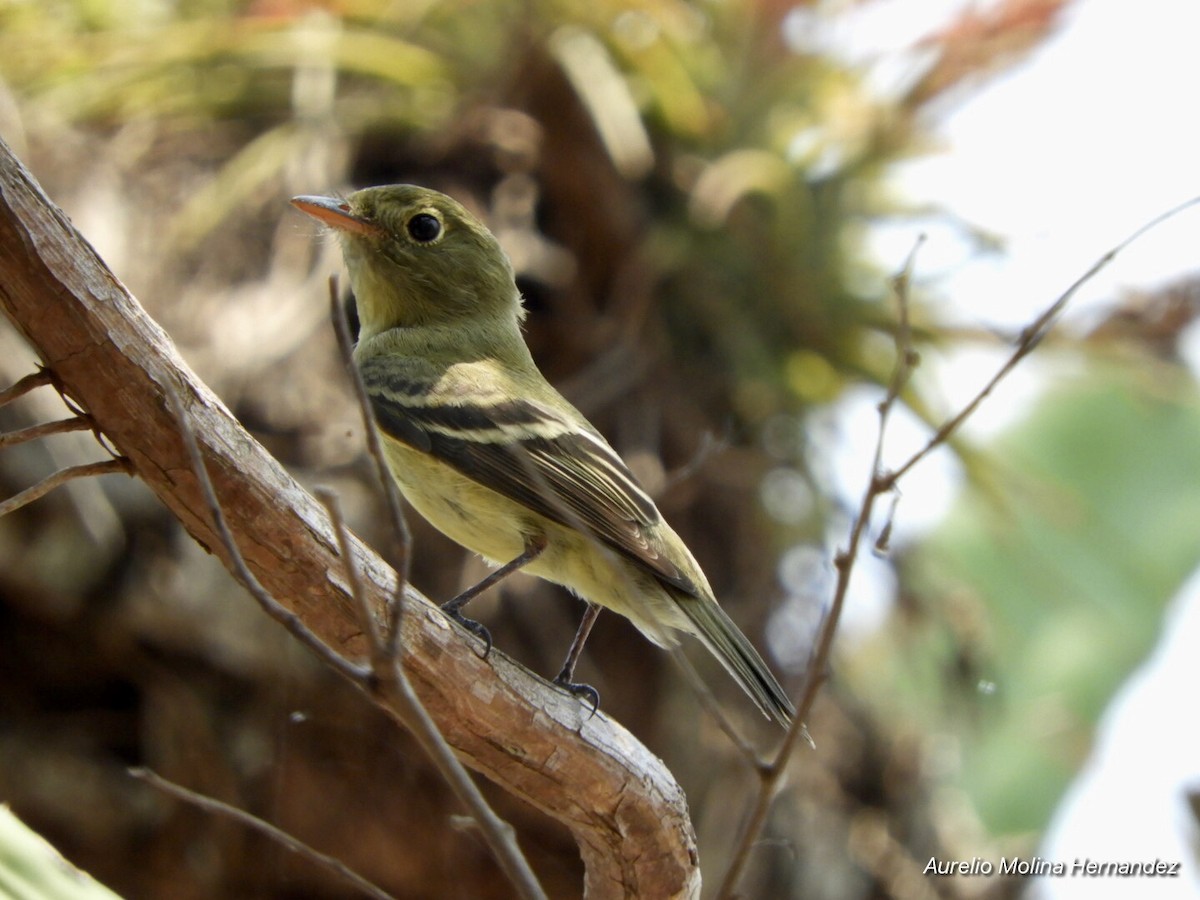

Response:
(1, 0), (1198, 897)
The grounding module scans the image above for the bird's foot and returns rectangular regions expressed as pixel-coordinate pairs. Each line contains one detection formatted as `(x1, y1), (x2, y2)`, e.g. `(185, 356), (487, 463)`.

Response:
(552, 671), (600, 718)
(437, 536), (547, 660)
(440, 601), (493, 660)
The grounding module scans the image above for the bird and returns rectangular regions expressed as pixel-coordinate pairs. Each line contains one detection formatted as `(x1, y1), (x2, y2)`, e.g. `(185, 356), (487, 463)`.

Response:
(292, 184), (794, 727)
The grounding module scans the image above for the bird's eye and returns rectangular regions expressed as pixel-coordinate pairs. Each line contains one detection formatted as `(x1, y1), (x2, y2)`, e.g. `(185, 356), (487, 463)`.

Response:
(407, 212), (442, 243)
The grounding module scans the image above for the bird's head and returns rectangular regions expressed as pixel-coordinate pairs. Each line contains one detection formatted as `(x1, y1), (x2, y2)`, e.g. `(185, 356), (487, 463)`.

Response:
(292, 185), (521, 340)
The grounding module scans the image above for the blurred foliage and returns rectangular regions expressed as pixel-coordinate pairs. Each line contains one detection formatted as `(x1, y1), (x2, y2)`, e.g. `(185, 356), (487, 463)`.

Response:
(899, 360), (1200, 834)
(10, 0), (1191, 898)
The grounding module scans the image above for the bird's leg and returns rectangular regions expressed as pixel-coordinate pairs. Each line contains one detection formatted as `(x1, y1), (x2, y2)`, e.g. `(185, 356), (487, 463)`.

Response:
(441, 534), (547, 659)
(552, 602), (602, 717)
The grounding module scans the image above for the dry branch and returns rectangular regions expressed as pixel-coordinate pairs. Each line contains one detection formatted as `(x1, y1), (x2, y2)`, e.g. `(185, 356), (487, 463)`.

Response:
(0, 138), (699, 899)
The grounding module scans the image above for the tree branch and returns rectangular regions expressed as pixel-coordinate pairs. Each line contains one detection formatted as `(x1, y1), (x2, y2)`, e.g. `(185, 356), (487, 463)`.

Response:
(0, 138), (699, 899)
(0, 457), (132, 517)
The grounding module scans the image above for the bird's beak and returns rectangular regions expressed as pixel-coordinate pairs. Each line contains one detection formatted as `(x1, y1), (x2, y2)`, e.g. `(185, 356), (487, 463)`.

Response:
(290, 195), (384, 237)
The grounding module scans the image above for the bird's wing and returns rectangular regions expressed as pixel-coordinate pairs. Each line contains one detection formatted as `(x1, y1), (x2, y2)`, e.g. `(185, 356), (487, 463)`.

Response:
(362, 367), (700, 596)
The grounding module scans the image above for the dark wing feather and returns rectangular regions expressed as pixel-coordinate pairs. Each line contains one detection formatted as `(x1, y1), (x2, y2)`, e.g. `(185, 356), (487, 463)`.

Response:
(366, 383), (699, 596)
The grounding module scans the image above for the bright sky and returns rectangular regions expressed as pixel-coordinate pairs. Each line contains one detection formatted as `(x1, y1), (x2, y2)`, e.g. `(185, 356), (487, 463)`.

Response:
(817, 0), (1200, 452)
(796, 1), (1200, 893)
(803, 3), (1200, 539)
(782, 0), (1199, 580)
(860, 0), (1200, 318)
(875, 0), (1200, 404)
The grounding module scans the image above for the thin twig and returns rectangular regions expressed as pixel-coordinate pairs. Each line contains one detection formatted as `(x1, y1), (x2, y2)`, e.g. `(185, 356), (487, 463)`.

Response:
(327, 276), (412, 659)
(872, 487), (903, 557)
(315, 487), (384, 653)
(719, 195), (1200, 896)
(883, 195), (1200, 488)
(0, 415), (94, 449)
(716, 236), (926, 899)
(129, 767), (396, 900)
(167, 383), (368, 684)
(668, 646), (763, 768)
(172, 381), (546, 899)
(0, 370), (53, 407)
(810, 244), (921, 709)
(315, 485), (549, 900)
(0, 457), (131, 517)
(662, 429), (729, 492)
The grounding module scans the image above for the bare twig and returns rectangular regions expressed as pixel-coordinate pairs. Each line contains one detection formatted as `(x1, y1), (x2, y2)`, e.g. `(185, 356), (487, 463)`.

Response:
(315, 487), (548, 900)
(872, 487), (903, 557)
(316, 486), (385, 651)
(327, 276), (412, 659)
(0, 370), (53, 407)
(176, 397), (543, 898)
(128, 767), (397, 900)
(0, 457), (131, 517)
(719, 195), (1200, 896)
(716, 237), (928, 900)
(0, 415), (94, 449)
(882, 196), (1200, 488)
(668, 646), (764, 768)
(167, 384), (369, 685)
(662, 429), (730, 492)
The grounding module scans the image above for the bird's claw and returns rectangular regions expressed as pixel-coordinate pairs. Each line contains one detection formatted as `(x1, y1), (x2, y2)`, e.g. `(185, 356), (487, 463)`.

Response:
(441, 604), (493, 660)
(552, 674), (600, 718)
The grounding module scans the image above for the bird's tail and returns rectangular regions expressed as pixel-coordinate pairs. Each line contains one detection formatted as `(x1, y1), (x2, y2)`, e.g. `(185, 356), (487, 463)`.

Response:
(676, 596), (795, 728)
